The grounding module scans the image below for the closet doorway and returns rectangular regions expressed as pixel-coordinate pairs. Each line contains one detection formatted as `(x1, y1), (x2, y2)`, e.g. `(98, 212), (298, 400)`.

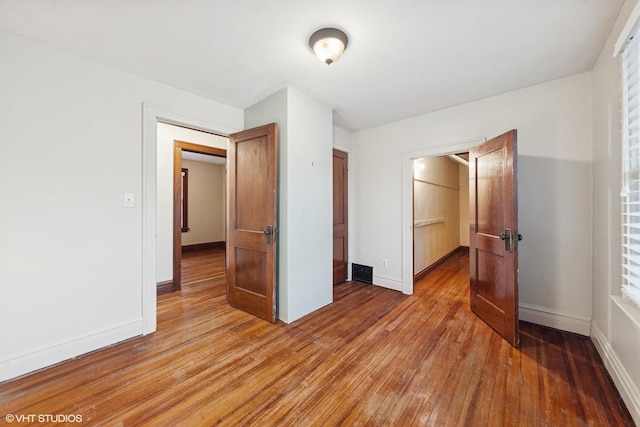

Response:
(412, 154), (469, 282)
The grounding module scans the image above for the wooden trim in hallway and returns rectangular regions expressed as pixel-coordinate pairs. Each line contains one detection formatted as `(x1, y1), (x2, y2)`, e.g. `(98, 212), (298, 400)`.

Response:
(156, 280), (174, 296)
(182, 241), (225, 252)
(0, 248), (633, 425)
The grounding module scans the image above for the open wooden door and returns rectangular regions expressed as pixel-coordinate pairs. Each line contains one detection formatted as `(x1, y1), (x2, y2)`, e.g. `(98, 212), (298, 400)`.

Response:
(333, 149), (348, 285)
(469, 129), (520, 347)
(227, 123), (278, 322)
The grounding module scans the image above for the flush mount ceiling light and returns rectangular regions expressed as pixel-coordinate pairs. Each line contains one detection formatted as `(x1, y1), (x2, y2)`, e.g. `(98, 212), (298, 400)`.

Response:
(309, 28), (348, 65)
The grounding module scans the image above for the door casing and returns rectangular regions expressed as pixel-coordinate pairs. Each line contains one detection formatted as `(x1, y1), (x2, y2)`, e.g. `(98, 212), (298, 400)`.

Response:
(172, 140), (226, 292)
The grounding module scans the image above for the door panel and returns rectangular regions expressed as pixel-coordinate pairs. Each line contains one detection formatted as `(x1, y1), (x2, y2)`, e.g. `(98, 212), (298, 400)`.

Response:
(469, 129), (519, 347)
(227, 123), (278, 322)
(333, 149), (348, 285)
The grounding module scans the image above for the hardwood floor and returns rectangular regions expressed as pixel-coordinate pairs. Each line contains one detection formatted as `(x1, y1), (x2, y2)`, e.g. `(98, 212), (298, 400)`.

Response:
(0, 248), (634, 426)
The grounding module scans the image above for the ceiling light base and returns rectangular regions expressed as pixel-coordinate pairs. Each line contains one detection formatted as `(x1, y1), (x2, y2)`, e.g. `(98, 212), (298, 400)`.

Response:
(309, 28), (349, 65)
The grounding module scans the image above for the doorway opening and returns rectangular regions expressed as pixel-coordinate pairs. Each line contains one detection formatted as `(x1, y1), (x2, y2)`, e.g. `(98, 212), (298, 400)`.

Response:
(155, 121), (229, 298)
(401, 138), (485, 295)
(405, 131), (521, 346)
(412, 153), (469, 283)
(172, 141), (227, 293)
(142, 104), (239, 334)
(333, 149), (349, 285)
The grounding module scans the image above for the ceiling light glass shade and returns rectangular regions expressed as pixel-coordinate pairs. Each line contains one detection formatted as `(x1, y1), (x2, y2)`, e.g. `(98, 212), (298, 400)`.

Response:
(309, 28), (348, 65)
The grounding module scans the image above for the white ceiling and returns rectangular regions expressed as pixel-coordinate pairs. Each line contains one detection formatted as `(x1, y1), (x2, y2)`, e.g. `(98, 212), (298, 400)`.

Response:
(0, 1), (624, 132)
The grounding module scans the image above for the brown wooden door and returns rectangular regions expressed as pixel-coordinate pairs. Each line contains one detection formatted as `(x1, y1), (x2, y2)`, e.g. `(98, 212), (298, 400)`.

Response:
(333, 149), (348, 285)
(469, 129), (519, 347)
(227, 123), (278, 322)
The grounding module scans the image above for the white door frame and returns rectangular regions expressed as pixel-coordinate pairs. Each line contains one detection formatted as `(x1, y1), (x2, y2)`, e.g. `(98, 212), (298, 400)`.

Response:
(142, 103), (240, 334)
(400, 137), (485, 295)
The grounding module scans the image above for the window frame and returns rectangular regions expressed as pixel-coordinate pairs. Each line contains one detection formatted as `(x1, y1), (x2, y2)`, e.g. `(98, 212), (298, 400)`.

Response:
(181, 167), (190, 233)
(621, 26), (640, 309)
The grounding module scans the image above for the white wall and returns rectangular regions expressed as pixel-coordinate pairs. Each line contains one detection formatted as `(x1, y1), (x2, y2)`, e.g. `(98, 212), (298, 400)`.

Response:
(0, 29), (243, 382)
(287, 88), (334, 321)
(245, 87), (333, 323)
(156, 123), (228, 283)
(591, 0), (640, 423)
(180, 159), (225, 247)
(352, 72), (593, 335)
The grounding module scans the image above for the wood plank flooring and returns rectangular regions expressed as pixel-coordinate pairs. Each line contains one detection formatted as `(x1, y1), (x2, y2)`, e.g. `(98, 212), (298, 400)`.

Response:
(0, 248), (634, 426)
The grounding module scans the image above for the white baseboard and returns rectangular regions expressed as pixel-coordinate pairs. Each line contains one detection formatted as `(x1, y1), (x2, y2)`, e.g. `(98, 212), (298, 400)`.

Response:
(0, 319), (144, 383)
(373, 274), (403, 292)
(591, 321), (640, 426)
(518, 303), (592, 336)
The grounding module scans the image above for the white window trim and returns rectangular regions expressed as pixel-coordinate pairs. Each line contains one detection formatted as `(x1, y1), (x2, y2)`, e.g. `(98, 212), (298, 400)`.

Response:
(615, 1), (640, 57)
(621, 22), (640, 309)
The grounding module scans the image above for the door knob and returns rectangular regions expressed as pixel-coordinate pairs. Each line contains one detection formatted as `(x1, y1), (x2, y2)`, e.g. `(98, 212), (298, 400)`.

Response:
(515, 233), (523, 249)
(264, 225), (273, 245)
(499, 229), (512, 252)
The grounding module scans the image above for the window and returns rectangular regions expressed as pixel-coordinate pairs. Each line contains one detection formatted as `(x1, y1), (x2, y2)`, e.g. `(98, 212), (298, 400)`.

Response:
(621, 26), (640, 308)
(181, 168), (189, 232)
